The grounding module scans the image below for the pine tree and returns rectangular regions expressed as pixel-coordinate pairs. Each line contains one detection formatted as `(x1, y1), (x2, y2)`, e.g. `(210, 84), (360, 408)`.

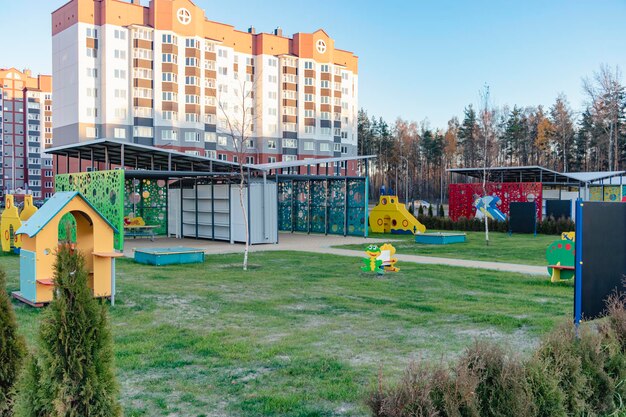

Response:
(15, 244), (121, 417)
(427, 204), (434, 217)
(457, 105), (479, 167)
(438, 204), (445, 217)
(0, 268), (26, 417)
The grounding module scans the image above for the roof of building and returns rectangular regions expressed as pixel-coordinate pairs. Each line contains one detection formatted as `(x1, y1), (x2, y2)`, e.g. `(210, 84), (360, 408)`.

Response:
(252, 155), (376, 171)
(46, 139), (244, 173)
(447, 165), (626, 185)
(16, 191), (117, 238)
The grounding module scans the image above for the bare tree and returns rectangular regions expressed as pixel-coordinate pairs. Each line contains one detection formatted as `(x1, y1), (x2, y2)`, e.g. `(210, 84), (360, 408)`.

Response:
(478, 84), (496, 245)
(582, 64), (624, 171)
(217, 74), (261, 271)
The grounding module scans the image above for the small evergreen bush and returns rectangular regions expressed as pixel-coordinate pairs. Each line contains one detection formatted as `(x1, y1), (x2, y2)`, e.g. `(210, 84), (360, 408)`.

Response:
(0, 268), (26, 417)
(15, 244), (121, 417)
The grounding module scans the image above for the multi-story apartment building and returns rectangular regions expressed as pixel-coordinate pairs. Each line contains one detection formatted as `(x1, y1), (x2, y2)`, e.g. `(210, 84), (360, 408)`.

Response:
(52, 0), (358, 168)
(0, 68), (54, 199)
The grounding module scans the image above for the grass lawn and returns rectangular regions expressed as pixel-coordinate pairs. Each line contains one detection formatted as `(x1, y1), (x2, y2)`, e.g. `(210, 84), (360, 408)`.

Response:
(337, 230), (558, 266)
(2, 250), (572, 417)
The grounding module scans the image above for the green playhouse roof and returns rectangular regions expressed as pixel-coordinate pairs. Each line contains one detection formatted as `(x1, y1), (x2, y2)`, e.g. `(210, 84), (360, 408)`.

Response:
(16, 191), (118, 238)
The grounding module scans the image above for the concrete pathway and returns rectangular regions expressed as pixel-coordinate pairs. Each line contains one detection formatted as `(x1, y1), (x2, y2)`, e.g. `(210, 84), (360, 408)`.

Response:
(123, 233), (546, 276)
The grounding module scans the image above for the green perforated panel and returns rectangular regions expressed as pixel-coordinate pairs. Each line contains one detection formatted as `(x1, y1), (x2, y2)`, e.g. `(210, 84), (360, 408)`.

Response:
(55, 170), (125, 250)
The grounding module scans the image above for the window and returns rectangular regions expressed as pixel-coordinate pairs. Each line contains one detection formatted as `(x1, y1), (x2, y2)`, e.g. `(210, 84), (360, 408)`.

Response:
(218, 48), (228, 58)
(304, 126), (315, 134)
(86, 108), (98, 117)
(114, 69), (126, 79)
(185, 57), (198, 67)
(184, 131), (200, 141)
(86, 48), (97, 58)
(162, 91), (178, 101)
(162, 33), (177, 44)
(114, 128), (126, 139)
(134, 107), (153, 118)
(217, 136), (228, 146)
(133, 126), (153, 137)
(304, 61), (314, 70)
(246, 139), (254, 148)
(185, 38), (199, 48)
(334, 128), (341, 136)
(86, 68), (98, 78)
(283, 123), (296, 132)
(282, 138), (297, 148)
(134, 87), (152, 98)
(341, 145), (348, 154)
(133, 49), (152, 60)
(185, 150), (200, 156)
(283, 155), (297, 162)
(342, 72), (349, 80)
(114, 89), (126, 99)
(185, 76), (198, 85)
(162, 53), (177, 63)
(320, 142), (330, 151)
(205, 60), (215, 70)
(321, 127), (331, 136)
(185, 113), (199, 122)
(245, 156), (254, 164)
(304, 109), (315, 118)
(303, 141), (314, 151)
(114, 29), (126, 40)
(162, 72), (177, 82)
(204, 114), (215, 124)
(268, 58), (278, 67)
(86, 87), (98, 98)
(86, 27), (97, 38)
(134, 68), (153, 79)
(218, 84), (228, 93)
(304, 94), (314, 102)
(267, 139), (277, 149)
(114, 108), (126, 118)
(133, 28), (153, 41)
(161, 129), (177, 141)
(205, 150), (217, 158)
(320, 80), (329, 88)
(217, 154), (227, 161)
(320, 96), (330, 104)
(218, 67), (228, 76)
(185, 95), (199, 104)
(333, 143), (341, 152)
(268, 108), (277, 116)
(341, 131), (348, 139)
(321, 64), (329, 72)
(86, 127), (98, 138)
(162, 111), (177, 121)
(114, 49), (126, 59)
(268, 91), (277, 100)
(304, 77), (314, 86)
(233, 155), (238, 163)
(283, 74), (296, 83)
(268, 157), (277, 163)
(204, 132), (216, 142)
(205, 42), (215, 52)
(282, 107), (296, 116)
(268, 75), (277, 83)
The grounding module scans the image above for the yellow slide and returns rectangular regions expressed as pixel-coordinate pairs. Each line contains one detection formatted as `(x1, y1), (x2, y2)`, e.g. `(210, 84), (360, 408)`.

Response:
(369, 195), (426, 234)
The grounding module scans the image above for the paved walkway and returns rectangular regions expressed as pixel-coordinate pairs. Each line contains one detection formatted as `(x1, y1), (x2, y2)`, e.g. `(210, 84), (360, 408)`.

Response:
(123, 233), (546, 276)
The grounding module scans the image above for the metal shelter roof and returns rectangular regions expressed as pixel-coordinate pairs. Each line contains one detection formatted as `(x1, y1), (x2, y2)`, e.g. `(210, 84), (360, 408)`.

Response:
(253, 155), (376, 171)
(46, 139), (245, 173)
(16, 191), (117, 237)
(447, 166), (626, 185)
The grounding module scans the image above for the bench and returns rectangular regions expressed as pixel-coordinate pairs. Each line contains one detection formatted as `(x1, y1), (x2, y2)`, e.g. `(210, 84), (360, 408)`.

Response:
(547, 264), (575, 270)
(124, 225), (157, 241)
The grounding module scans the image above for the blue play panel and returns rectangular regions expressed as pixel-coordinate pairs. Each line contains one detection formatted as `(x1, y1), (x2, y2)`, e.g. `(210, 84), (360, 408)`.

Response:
(415, 232), (466, 245)
(134, 247), (205, 266)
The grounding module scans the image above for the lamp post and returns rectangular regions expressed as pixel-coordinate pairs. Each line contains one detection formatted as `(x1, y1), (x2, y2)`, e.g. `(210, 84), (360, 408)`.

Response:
(400, 156), (409, 204)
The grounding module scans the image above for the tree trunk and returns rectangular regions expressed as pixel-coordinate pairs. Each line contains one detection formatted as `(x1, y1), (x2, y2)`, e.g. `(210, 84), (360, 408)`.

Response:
(239, 167), (249, 271)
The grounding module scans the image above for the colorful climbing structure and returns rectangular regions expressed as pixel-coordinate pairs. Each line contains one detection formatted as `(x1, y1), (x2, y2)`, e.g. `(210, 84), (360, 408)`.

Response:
(369, 195), (426, 234)
(1, 195), (22, 252)
(546, 232), (575, 283)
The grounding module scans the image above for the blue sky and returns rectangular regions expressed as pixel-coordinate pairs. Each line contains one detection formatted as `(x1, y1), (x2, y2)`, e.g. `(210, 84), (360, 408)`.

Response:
(2, 0), (625, 129)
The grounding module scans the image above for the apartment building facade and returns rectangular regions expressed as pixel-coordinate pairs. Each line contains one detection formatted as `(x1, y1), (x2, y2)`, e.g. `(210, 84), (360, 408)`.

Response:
(0, 68), (54, 199)
(52, 0), (358, 168)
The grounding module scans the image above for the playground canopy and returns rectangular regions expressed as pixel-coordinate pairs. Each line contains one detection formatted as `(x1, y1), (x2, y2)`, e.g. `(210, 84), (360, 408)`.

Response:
(448, 166), (626, 186)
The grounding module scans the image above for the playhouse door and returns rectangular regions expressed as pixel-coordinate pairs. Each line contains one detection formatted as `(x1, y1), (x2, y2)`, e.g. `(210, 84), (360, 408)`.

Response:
(383, 215), (391, 233)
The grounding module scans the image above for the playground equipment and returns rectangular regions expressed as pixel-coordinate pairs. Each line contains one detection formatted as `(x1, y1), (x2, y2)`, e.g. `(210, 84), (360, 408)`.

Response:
(20, 195), (38, 221)
(361, 243), (399, 274)
(369, 195), (426, 234)
(1, 195), (23, 252)
(134, 247), (205, 266)
(474, 195), (506, 222)
(12, 192), (121, 307)
(546, 232), (575, 283)
(416, 232), (466, 245)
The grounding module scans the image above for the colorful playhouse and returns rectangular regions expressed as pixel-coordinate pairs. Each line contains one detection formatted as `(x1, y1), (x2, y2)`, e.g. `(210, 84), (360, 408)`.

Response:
(13, 191), (120, 307)
(369, 195), (426, 234)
